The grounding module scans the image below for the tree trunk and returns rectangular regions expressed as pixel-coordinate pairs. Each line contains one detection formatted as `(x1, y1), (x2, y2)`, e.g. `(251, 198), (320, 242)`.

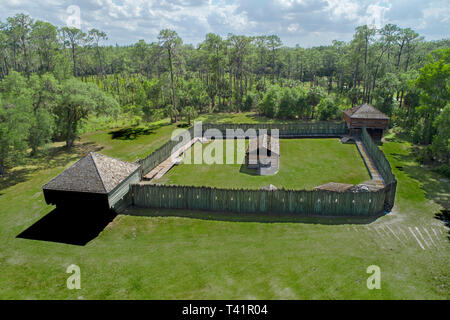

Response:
(168, 48), (176, 111)
(0, 159), (5, 176)
(72, 45), (77, 77)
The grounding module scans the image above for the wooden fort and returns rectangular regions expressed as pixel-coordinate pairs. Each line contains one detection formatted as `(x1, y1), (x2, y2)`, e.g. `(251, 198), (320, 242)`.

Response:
(343, 104), (389, 141)
(42, 152), (140, 210)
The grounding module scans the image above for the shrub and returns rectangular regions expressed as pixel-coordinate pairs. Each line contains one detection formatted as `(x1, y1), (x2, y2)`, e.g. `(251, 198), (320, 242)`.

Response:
(277, 87), (298, 119)
(416, 145), (434, 164)
(241, 93), (255, 112)
(433, 165), (450, 178)
(317, 97), (339, 120)
(258, 85), (280, 118)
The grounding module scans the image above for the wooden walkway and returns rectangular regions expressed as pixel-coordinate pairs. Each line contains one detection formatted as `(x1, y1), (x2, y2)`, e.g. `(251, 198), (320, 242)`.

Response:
(143, 137), (207, 182)
(354, 138), (385, 190)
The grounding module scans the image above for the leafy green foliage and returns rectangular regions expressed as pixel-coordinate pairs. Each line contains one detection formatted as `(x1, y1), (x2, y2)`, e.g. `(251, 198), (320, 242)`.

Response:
(0, 95), (32, 174)
(317, 97), (339, 120)
(54, 78), (120, 147)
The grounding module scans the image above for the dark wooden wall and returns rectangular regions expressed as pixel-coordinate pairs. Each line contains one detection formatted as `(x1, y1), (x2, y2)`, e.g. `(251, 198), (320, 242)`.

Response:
(43, 189), (110, 211)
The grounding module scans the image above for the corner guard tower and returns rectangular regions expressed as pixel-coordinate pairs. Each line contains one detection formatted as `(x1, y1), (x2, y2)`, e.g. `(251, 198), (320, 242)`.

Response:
(343, 103), (389, 141)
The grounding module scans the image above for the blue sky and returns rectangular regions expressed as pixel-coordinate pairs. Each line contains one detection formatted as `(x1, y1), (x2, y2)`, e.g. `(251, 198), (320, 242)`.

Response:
(1, 0), (449, 47)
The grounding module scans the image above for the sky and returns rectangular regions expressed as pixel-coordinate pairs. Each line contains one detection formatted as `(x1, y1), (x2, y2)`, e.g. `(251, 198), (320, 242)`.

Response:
(1, 0), (449, 47)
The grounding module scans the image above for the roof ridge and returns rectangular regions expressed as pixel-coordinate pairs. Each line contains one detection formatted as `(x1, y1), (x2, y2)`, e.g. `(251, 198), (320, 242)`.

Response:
(89, 152), (108, 193)
(42, 152), (98, 190)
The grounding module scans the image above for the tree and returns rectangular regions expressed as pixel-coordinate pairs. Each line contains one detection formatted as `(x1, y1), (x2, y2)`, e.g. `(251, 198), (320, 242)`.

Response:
(317, 97), (339, 120)
(28, 73), (59, 154)
(60, 27), (86, 77)
(431, 103), (449, 164)
(227, 34), (253, 111)
(373, 73), (399, 116)
(266, 35), (282, 84)
(165, 104), (178, 123)
(88, 28), (107, 77)
(258, 85), (280, 118)
(306, 86), (326, 118)
(54, 78), (119, 147)
(31, 20), (58, 73)
(158, 29), (182, 114)
(201, 33), (224, 110)
(277, 87), (298, 119)
(133, 39), (150, 77)
(181, 106), (197, 126)
(0, 95), (31, 176)
(415, 48), (450, 144)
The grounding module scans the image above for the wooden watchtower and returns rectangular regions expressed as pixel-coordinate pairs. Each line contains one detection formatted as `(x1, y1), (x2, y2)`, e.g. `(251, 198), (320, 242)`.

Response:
(343, 104), (389, 141)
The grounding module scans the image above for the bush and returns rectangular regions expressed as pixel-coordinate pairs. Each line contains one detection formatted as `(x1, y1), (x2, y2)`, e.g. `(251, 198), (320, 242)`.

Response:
(317, 97), (339, 120)
(277, 87), (298, 119)
(433, 164), (450, 178)
(241, 93), (255, 112)
(258, 85), (280, 118)
(416, 145), (434, 164)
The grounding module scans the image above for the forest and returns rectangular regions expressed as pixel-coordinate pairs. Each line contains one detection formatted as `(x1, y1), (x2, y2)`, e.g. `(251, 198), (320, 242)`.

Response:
(0, 13), (448, 175)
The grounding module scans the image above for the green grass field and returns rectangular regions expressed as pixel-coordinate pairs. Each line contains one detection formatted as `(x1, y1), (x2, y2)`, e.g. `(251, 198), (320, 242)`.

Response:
(156, 139), (370, 190)
(0, 113), (448, 299)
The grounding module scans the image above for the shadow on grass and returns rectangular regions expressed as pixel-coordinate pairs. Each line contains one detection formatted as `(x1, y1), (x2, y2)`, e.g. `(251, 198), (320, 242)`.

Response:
(239, 163), (258, 176)
(122, 207), (383, 225)
(108, 122), (172, 140)
(391, 152), (450, 210)
(17, 208), (117, 246)
(383, 130), (414, 144)
(200, 113), (242, 123)
(0, 167), (34, 192)
(0, 142), (103, 192)
(434, 209), (450, 241)
(109, 127), (155, 140)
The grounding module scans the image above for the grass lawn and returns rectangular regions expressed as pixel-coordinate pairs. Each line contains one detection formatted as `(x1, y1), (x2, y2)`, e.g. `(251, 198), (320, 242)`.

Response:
(0, 114), (448, 299)
(155, 138), (371, 190)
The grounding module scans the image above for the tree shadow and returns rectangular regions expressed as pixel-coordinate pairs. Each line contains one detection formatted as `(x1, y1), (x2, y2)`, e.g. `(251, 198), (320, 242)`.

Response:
(390, 152), (450, 210)
(108, 122), (172, 140)
(201, 113), (243, 123)
(0, 167), (35, 191)
(434, 209), (449, 241)
(0, 142), (103, 192)
(108, 127), (156, 140)
(17, 207), (117, 246)
(123, 207), (383, 225)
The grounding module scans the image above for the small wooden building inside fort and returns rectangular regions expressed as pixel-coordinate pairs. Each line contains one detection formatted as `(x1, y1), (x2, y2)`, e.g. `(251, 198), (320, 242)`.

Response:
(343, 104), (389, 141)
(42, 152), (140, 211)
(245, 134), (280, 175)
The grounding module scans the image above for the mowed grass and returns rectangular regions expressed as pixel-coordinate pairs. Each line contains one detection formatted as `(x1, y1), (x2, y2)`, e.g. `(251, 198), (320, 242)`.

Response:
(0, 113), (448, 299)
(80, 118), (182, 162)
(156, 139), (370, 190)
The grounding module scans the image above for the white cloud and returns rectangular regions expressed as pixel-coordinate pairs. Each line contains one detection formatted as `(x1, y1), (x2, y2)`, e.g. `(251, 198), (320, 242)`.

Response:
(423, 5), (449, 22)
(326, 0), (360, 21)
(0, 0), (448, 47)
(275, 0), (304, 8)
(362, 2), (391, 28)
(287, 23), (300, 32)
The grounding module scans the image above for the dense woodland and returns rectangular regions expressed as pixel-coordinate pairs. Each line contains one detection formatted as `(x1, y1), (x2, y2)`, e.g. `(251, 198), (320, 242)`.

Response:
(0, 13), (448, 175)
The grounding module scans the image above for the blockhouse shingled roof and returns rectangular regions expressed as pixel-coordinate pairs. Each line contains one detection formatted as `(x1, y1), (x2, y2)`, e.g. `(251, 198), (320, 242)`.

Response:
(42, 152), (140, 194)
(343, 103), (389, 120)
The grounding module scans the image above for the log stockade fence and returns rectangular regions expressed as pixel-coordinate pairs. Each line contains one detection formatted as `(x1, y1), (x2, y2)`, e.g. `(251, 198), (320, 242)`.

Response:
(115, 122), (396, 216)
(131, 184), (387, 216)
